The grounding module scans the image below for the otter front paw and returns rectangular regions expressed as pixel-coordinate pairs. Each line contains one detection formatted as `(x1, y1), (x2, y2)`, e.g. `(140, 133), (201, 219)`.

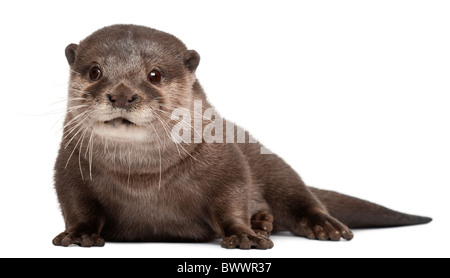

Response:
(52, 231), (105, 247)
(221, 232), (274, 250)
(251, 210), (274, 237)
(295, 213), (354, 241)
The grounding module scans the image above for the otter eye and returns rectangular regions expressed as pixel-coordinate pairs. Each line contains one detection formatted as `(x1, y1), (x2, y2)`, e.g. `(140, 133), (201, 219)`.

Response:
(89, 66), (102, 81)
(148, 69), (161, 85)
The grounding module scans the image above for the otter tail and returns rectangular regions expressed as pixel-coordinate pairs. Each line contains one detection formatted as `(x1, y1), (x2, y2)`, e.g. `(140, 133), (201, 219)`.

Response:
(309, 187), (432, 228)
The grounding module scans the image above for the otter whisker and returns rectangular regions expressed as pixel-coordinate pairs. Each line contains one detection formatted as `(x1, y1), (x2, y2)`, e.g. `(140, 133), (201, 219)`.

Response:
(154, 113), (181, 157)
(157, 103), (208, 120)
(151, 109), (181, 142)
(150, 122), (163, 190)
(55, 109), (89, 134)
(48, 105), (88, 132)
(151, 110), (185, 158)
(88, 129), (94, 181)
(113, 143), (117, 171)
(50, 97), (88, 106)
(37, 105), (85, 116)
(69, 87), (92, 96)
(77, 126), (90, 180)
(155, 108), (203, 139)
(50, 104), (88, 125)
(63, 111), (90, 141)
(64, 113), (91, 148)
(63, 118), (87, 138)
(151, 111), (174, 142)
(102, 134), (109, 154)
(66, 104), (90, 111)
(77, 118), (95, 180)
(63, 107), (89, 125)
(64, 117), (92, 173)
(127, 151), (131, 188)
(84, 126), (95, 180)
(152, 109), (198, 161)
(154, 112), (197, 161)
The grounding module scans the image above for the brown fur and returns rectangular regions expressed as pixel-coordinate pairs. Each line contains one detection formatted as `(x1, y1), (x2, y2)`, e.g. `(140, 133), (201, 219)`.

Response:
(53, 24), (431, 249)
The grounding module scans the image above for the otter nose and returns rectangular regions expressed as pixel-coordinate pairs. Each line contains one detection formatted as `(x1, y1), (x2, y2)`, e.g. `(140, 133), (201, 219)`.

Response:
(106, 85), (139, 110)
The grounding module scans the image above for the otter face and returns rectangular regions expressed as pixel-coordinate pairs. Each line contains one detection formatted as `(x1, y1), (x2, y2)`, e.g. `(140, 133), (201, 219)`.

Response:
(64, 25), (200, 142)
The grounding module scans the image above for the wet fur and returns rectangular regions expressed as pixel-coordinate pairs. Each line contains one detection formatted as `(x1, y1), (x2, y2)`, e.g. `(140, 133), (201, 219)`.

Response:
(53, 24), (431, 249)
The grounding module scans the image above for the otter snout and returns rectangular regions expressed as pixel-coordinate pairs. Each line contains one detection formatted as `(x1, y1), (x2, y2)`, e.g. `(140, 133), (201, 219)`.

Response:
(106, 84), (139, 110)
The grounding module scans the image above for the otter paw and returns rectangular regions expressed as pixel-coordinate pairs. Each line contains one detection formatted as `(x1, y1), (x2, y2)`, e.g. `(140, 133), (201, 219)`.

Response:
(296, 213), (354, 241)
(221, 232), (274, 250)
(251, 211), (274, 237)
(52, 231), (105, 247)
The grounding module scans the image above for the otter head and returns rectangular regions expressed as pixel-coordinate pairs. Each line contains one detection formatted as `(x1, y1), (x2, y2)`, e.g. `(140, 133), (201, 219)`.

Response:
(64, 24), (200, 142)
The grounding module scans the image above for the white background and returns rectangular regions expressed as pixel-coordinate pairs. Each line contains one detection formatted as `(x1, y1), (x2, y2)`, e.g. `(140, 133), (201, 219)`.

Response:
(0, 0), (449, 258)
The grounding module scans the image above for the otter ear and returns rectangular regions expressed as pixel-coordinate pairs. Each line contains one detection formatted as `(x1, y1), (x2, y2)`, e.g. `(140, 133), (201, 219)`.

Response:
(184, 50), (200, 72)
(65, 43), (78, 66)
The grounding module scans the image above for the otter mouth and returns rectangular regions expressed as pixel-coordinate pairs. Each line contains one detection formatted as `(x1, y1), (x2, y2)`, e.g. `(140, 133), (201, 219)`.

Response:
(94, 116), (148, 141)
(104, 117), (136, 127)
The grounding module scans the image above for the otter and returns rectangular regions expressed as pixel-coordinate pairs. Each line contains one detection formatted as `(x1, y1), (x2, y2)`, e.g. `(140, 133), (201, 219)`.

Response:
(53, 24), (431, 249)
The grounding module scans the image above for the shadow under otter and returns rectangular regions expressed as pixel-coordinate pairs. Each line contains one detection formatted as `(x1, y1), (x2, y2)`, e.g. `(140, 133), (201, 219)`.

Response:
(52, 24), (431, 249)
